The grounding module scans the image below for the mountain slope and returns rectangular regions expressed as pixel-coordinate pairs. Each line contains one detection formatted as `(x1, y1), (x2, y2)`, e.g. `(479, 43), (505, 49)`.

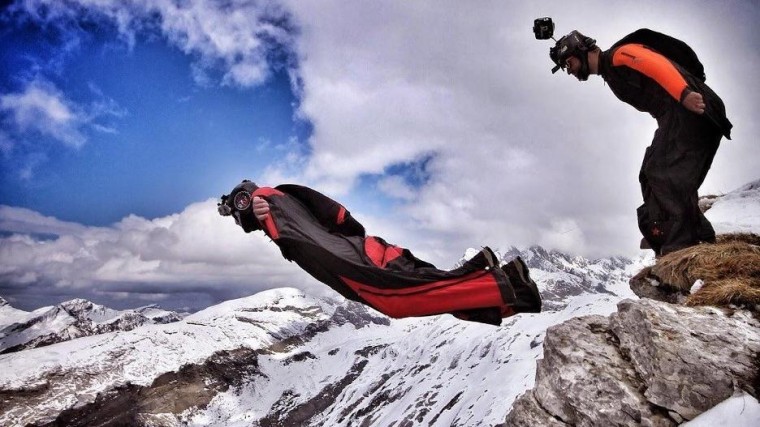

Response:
(0, 297), (31, 326)
(0, 259), (638, 427)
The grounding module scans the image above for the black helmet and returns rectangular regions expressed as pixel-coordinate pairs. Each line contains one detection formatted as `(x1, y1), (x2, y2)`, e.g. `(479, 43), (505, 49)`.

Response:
(218, 180), (260, 233)
(550, 30), (597, 80)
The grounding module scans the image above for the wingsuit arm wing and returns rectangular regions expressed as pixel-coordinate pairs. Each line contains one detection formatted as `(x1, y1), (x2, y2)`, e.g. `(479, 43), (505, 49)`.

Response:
(275, 184), (366, 237)
(612, 43), (690, 103)
(612, 43), (733, 139)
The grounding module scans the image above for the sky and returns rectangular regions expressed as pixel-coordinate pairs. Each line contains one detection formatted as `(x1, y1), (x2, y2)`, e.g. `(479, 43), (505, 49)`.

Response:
(1, 0), (758, 312)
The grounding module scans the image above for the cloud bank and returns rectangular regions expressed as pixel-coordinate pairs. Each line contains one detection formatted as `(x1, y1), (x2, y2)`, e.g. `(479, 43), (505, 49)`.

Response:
(0, 202), (319, 311)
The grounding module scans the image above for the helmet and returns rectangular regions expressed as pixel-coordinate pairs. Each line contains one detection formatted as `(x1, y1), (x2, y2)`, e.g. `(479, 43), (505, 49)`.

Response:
(550, 30), (597, 80)
(218, 180), (260, 233)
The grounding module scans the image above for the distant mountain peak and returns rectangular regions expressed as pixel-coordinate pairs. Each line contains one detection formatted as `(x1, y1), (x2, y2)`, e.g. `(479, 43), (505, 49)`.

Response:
(0, 298), (184, 354)
(59, 298), (94, 310)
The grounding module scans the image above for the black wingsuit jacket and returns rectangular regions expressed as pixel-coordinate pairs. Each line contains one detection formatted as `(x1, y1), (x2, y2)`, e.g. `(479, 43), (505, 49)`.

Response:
(248, 184), (517, 325)
(598, 40), (732, 255)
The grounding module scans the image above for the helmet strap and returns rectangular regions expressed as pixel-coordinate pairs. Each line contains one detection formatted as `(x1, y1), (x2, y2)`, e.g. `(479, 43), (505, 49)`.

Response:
(577, 50), (591, 81)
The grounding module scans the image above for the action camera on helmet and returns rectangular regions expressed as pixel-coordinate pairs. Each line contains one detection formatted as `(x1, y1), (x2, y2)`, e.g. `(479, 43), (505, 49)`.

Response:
(533, 18), (596, 79)
(533, 17), (555, 40)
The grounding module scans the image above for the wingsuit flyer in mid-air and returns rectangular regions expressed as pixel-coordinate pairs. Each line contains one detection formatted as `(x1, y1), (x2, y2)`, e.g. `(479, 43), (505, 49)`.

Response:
(218, 180), (542, 326)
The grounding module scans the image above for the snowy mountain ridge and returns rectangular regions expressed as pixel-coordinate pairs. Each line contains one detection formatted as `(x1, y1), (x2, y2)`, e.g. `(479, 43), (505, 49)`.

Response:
(503, 245), (639, 311)
(0, 284), (635, 426)
(0, 298), (184, 354)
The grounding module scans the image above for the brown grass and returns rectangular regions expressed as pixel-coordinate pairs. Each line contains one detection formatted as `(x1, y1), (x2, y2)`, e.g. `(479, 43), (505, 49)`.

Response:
(716, 232), (760, 246)
(648, 233), (760, 309)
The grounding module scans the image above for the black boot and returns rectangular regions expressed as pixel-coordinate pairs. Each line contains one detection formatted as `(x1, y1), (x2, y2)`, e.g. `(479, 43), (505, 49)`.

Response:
(456, 307), (503, 326)
(502, 257), (542, 313)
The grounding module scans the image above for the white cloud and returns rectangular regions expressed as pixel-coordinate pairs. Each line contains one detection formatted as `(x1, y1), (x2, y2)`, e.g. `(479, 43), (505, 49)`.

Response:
(0, 205), (88, 236)
(0, 201), (319, 308)
(0, 79), (87, 148)
(377, 175), (417, 202)
(0, 78), (127, 150)
(538, 218), (587, 256)
(5, 0), (758, 301)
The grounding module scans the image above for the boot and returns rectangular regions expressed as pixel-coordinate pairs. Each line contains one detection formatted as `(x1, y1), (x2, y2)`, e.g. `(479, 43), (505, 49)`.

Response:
(502, 257), (542, 313)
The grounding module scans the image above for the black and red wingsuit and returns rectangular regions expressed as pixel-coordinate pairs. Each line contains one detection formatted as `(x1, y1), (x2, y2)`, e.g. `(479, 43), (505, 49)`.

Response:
(221, 181), (532, 325)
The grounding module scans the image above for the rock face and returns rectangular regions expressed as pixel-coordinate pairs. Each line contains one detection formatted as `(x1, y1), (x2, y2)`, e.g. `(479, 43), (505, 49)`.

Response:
(503, 298), (760, 426)
(47, 348), (262, 427)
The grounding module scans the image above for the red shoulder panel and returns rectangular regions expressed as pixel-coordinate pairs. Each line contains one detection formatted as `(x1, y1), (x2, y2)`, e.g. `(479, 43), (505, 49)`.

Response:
(364, 236), (403, 268)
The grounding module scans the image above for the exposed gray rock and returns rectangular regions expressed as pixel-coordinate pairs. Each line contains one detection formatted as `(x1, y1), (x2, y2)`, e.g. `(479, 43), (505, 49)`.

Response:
(497, 392), (568, 427)
(505, 299), (760, 426)
(43, 348), (260, 427)
(628, 267), (686, 305)
(611, 299), (760, 420)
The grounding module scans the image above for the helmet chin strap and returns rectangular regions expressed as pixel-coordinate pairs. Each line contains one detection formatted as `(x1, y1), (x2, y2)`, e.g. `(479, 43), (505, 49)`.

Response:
(577, 50), (591, 81)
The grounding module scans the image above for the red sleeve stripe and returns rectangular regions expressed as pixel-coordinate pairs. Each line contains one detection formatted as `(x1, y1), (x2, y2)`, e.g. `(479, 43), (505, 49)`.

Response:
(612, 43), (688, 101)
(252, 187), (283, 240)
(260, 215), (279, 240)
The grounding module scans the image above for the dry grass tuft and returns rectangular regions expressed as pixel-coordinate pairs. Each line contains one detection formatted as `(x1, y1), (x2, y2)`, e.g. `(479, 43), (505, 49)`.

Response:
(686, 277), (760, 306)
(716, 232), (760, 247)
(648, 233), (760, 309)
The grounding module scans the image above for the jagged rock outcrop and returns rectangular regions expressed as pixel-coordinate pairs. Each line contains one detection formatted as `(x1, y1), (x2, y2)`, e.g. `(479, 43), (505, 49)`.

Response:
(503, 298), (760, 426)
